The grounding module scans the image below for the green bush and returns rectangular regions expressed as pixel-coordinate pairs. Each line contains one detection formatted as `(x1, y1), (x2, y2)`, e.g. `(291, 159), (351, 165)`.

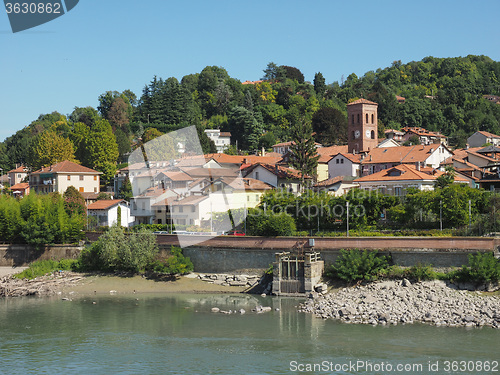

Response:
(246, 209), (296, 236)
(147, 246), (193, 275)
(449, 252), (500, 284)
(326, 249), (390, 282)
(404, 263), (437, 281)
(79, 226), (159, 273)
(14, 259), (78, 280)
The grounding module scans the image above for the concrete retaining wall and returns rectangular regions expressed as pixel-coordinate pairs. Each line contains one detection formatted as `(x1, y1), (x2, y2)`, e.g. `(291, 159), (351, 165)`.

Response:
(0, 244), (82, 267)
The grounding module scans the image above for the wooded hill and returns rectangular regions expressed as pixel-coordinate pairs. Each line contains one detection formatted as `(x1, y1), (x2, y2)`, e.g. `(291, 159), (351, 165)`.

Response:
(1, 55), (499, 184)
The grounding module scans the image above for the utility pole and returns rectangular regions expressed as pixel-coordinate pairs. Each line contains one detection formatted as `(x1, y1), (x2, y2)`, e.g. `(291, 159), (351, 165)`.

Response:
(440, 200), (443, 231)
(469, 199), (472, 231)
(346, 201), (350, 237)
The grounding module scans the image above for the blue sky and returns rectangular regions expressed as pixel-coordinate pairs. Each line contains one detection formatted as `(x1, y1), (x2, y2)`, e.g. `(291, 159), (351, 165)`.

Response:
(1, 0), (499, 141)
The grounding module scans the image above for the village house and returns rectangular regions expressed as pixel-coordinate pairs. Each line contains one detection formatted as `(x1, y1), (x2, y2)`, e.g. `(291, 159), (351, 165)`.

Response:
(7, 165), (29, 186)
(401, 126), (448, 146)
(204, 129), (231, 153)
(9, 182), (30, 197)
(315, 145), (348, 182)
(29, 160), (101, 195)
(360, 144), (453, 176)
(130, 186), (178, 225)
(87, 199), (134, 228)
(328, 152), (362, 179)
(242, 163), (311, 194)
(312, 176), (358, 196)
(467, 131), (500, 148)
(355, 164), (468, 196)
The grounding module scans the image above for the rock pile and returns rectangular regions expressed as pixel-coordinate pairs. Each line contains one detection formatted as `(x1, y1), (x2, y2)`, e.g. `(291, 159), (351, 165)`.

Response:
(300, 279), (500, 329)
(0, 271), (85, 297)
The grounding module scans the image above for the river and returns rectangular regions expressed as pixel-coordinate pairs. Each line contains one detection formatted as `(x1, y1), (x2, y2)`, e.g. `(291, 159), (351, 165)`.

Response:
(0, 293), (498, 374)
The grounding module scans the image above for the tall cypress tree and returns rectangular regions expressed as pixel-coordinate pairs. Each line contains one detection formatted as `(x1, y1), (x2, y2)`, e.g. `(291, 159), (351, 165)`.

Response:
(288, 121), (319, 186)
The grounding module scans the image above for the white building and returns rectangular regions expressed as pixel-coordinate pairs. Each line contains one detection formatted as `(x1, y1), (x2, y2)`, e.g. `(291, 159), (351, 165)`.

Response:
(87, 199), (134, 228)
(204, 129), (231, 153)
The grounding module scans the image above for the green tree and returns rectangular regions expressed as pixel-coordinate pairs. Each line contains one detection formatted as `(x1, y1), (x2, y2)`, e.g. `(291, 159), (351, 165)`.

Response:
(142, 127), (163, 143)
(63, 186), (86, 216)
(288, 121), (319, 184)
(311, 107), (347, 145)
(117, 177), (133, 202)
(435, 166), (456, 189)
(29, 130), (78, 170)
(313, 72), (326, 97)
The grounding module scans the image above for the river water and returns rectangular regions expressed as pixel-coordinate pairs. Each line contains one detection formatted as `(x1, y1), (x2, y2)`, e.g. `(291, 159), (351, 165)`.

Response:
(0, 293), (498, 374)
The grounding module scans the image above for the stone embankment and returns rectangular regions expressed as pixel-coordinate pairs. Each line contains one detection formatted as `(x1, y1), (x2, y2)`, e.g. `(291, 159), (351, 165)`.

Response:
(0, 271), (85, 297)
(300, 279), (500, 329)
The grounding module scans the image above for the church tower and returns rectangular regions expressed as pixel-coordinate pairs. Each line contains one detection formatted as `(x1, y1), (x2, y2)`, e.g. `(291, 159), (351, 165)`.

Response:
(347, 98), (378, 153)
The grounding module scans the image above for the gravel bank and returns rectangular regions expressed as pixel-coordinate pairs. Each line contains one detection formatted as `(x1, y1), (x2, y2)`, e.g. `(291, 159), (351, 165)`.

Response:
(300, 279), (500, 329)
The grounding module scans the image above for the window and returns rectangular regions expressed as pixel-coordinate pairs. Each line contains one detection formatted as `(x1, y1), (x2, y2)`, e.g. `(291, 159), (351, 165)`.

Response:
(17, 174), (21, 179)
(351, 131), (355, 140)
(67, 175), (71, 181)
(79, 175), (84, 181)
(351, 115), (354, 124)
(371, 130), (375, 139)
(94, 176), (97, 181)
(94, 187), (97, 192)
(255, 171), (259, 180)
(79, 187), (84, 193)
(357, 114), (360, 123)
(371, 114), (374, 124)
(336, 159), (339, 164)
(366, 113), (368, 123)
(191, 206), (195, 212)
(179, 206), (183, 213)
(395, 187), (402, 196)
(340, 158), (344, 164)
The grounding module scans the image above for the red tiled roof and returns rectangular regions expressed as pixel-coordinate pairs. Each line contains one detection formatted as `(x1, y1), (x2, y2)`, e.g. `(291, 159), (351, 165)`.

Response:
(10, 182), (29, 190)
(87, 199), (126, 210)
(316, 145), (349, 163)
(243, 163), (311, 180)
(333, 152), (362, 163)
(402, 127), (446, 138)
(241, 80), (264, 85)
(362, 144), (446, 165)
(8, 165), (28, 173)
(347, 98), (378, 106)
(32, 161), (101, 175)
(169, 195), (208, 206)
(355, 164), (468, 183)
(159, 171), (193, 181)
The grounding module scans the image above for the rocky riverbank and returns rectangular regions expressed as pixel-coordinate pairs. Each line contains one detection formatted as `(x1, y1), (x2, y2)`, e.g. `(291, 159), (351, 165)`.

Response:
(0, 271), (86, 297)
(300, 279), (500, 329)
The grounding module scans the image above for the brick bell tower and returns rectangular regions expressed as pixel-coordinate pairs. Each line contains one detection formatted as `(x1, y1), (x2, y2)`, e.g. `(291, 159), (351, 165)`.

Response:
(347, 98), (378, 153)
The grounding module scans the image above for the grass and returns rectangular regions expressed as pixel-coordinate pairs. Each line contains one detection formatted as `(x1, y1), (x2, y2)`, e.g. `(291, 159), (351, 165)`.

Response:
(14, 259), (78, 280)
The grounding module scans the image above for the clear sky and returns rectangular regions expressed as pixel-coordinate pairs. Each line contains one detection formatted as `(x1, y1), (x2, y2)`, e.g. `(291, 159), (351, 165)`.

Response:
(1, 0), (499, 141)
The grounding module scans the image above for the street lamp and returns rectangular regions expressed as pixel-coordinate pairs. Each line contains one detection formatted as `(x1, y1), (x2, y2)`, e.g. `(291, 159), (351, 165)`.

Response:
(346, 201), (350, 237)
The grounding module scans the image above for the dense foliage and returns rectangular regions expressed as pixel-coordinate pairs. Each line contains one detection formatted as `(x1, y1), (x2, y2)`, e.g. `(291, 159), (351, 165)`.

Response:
(0, 193), (85, 246)
(1, 55), (499, 189)
(326, 249), (390, 282)
(245, 209), (296, 236)
(147, 246), (194, 275)
(14, 259), (77, 280)
(79, 226), (158, 273)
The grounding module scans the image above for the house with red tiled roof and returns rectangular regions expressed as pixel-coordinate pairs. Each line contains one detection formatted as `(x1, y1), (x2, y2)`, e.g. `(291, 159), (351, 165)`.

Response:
(328, 152), (363, 179)
(401, 127), (447, 146)
(467, 131), (500, 148)
(315, 145), (348, 181)
(312, 176), (358, 196)
(10, 182), (30, 197)
(87, 199), (134, 228)
(7, 165), (29, 186)
(355, 164), (468, 196)
(29, 160), (101, 195)
(242, 163), (311, 194)
(360, 144), (453, 176)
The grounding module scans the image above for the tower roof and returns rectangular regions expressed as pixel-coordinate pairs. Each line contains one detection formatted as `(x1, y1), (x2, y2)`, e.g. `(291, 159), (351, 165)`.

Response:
(347, 98), (378, 106)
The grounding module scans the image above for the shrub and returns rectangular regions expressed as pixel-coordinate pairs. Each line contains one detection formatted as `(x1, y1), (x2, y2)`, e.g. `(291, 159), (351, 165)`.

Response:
(326, 249), (390, 282)
(147, 246), (193, 275)
(404, 263), (437, 281)
(449, 252), (500, 284)
(79, 226), (158, 273)
(246, 210), (296, 236)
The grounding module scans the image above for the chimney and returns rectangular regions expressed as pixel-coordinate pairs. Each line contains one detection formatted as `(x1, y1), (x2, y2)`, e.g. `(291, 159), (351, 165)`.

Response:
(261, 147), (265, 156)
(416, 162), (421, 171)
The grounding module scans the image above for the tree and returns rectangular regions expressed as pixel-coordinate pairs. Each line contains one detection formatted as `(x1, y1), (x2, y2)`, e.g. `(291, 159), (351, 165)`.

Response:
(63, 186), (85, 216)
(117, 177), (133, 202)
(435, 166), (456, 189)
(279, 65), (305, 83)
(142, 128), (164, 143)
(288, 121), (319, 184)
(83, 119), (119, 185)
(115, 128), (131, 158)
(108, 97), (130, 129)
(262, 62), (280, 80)
(227, 106), (264, 151)
(313, 72), (326, 96)
(311, 107), (348, 145)
(29, 130), (77, 170)
(69, 107), (100, 128)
